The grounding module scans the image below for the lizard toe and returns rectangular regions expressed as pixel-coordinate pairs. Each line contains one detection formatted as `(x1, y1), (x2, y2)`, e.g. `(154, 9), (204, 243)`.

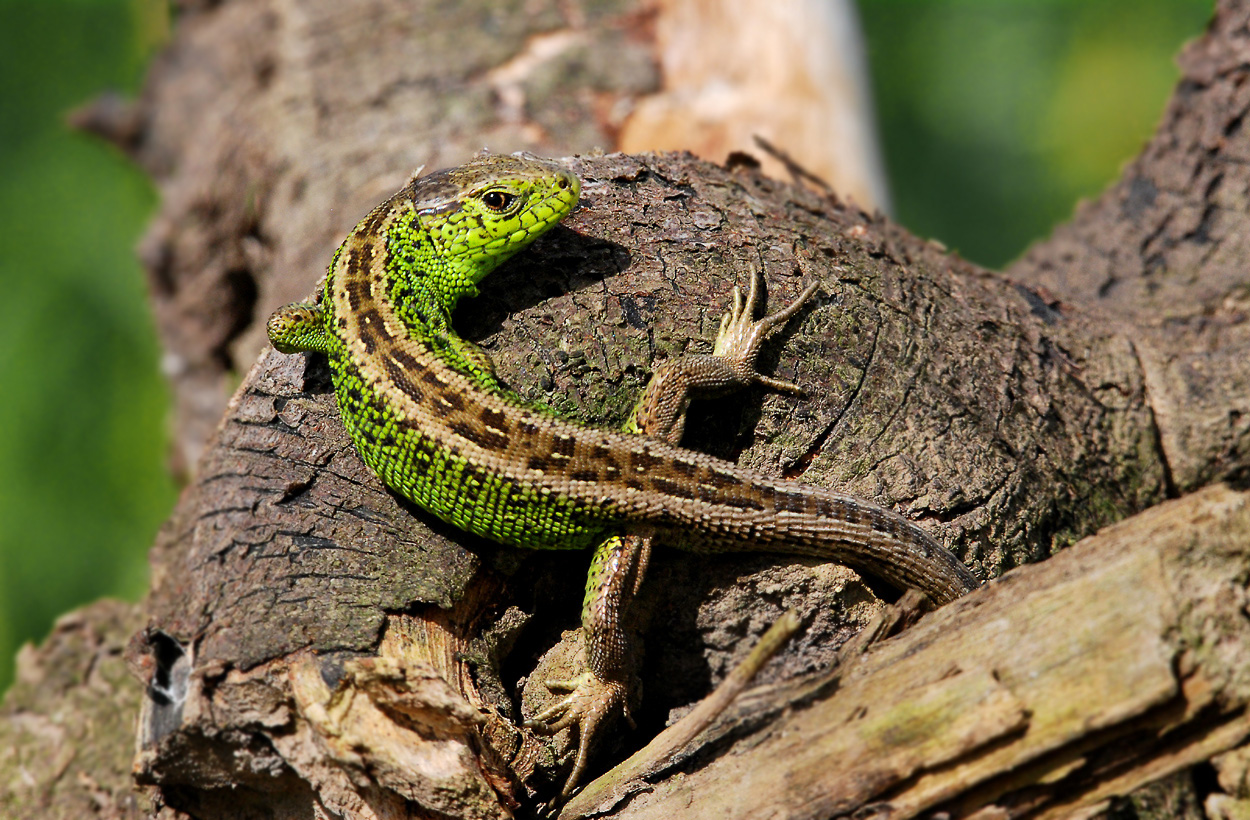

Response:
(525, 670), (630, 796)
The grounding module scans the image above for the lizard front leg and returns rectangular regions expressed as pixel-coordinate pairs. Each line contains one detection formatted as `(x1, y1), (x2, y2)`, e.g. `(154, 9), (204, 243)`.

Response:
(526, 269), (819, 795)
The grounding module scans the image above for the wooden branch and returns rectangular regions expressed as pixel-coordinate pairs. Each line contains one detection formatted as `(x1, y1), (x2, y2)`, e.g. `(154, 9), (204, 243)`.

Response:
(6, 1), (1250, 818)
(1011, 0), (1250, 495)
(562, 484), (1250, 819)
(115, 143), (1250, 817)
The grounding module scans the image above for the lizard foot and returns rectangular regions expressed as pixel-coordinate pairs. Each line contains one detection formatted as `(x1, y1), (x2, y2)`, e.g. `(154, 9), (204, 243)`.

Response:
(525, 670), (633, 797)
(713, 268), (821, 394)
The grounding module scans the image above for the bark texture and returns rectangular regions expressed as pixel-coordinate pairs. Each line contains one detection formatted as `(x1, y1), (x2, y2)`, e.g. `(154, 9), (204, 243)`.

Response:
(1012, 4), (1250, 494)
(122, 0), (660, 474)
(0, 601), (151, 819)
(562, 484), (1250, 820)
(4, 1), (1250, 819)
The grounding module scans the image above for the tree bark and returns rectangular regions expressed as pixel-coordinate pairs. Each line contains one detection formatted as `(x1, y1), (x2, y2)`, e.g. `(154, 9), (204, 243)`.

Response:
(5, 1), (1250, 818)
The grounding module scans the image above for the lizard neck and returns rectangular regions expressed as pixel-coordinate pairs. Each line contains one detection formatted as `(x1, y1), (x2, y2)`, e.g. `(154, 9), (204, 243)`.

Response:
(327, 195), (497, 390)
(325, 191), (549, 467)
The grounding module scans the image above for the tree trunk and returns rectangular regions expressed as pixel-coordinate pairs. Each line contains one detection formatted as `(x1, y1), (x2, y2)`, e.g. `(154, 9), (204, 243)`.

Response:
(5, 1), (1250, 819)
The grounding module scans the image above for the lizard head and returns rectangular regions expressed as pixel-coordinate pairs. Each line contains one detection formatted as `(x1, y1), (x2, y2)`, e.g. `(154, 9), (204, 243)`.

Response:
(407, 154), (580, 303)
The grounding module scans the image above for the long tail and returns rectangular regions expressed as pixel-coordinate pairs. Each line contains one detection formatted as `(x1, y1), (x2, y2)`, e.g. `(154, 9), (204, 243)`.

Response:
(639, 471), (981, 605)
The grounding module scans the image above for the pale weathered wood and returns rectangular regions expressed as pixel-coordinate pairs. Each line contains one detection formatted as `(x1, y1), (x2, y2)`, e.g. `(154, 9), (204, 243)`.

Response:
(563, 485), (1250, 819)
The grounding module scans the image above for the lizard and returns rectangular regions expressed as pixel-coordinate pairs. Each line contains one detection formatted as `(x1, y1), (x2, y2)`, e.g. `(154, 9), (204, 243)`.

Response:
(266, 152), (981, 797)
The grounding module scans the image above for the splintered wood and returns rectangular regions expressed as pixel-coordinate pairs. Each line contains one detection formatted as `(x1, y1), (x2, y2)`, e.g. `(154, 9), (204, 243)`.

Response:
(562, 485), (1250, 820)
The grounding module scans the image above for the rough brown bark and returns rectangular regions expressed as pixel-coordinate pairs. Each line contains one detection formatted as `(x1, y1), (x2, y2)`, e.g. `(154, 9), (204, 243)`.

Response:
(0, 601), (152, 819)
(5, 1), (1250, 818)
(1011, 3), (1250, 494)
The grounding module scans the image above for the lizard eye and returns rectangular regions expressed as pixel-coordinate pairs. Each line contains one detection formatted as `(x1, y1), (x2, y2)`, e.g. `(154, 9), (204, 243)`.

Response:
(481, 190), (517, 213)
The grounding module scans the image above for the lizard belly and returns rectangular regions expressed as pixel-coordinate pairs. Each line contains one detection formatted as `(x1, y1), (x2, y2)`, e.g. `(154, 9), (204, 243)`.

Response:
(331, 357), (613, 552)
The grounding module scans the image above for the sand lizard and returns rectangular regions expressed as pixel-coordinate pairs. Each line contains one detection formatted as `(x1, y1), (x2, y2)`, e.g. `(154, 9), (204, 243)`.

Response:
(267, 153), (980, 796)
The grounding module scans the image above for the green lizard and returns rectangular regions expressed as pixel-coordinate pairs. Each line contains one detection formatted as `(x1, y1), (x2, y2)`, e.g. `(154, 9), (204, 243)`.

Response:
(267, 153), (980, 796)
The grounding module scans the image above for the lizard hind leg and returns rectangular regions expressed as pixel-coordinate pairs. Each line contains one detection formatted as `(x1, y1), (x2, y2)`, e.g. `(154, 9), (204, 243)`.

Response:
(713, 266), (821, 394)
(526, 533), (649, 797)
(526, 271), (819, 797)
(267, 302), (335, 354)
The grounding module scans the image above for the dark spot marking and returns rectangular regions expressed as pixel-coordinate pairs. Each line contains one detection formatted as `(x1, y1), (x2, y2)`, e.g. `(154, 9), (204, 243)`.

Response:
(704, 469), (740, 490)
(518, 420), (540, 438)
(652, 476), (696, 500)
(451, 421), (509, 451)
(354, 204), (390, 242)
(527, 455), (552, 472)
(356, 308), (386, 354)
(831, 501), (866, 525)
(871, 515), (895, 534)
(442, 390), (466, 413)
(625, 479), (646, 492)
(629, 448), (663, 473)
(449, 421), (482, 445)
(382, 358), (424, 403)
(775, 491), (808, 513)
(480, 407), (509, 433)
(345, 275), (371, 312)
(347, 244), (374, 281)
(670, 460), (698, 478)
(570, 470), (600, 483)
(552, 435), (576, 458)
(389, 348), (423, 372)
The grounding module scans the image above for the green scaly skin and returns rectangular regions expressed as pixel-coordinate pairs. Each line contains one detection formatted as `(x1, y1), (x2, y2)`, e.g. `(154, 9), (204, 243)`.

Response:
(268, 153), (980, 798)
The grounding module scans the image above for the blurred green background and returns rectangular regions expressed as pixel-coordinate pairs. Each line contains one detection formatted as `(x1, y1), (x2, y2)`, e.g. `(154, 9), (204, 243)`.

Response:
(0, 0), (174, 693)
(859, 0), (1213, 266)
(0, 0), (1214, 693)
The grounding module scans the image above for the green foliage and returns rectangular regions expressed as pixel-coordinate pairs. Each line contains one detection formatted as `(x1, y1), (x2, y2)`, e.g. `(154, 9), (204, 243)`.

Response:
(859, 0), (1212, 268)
(0, 0), (174, 692)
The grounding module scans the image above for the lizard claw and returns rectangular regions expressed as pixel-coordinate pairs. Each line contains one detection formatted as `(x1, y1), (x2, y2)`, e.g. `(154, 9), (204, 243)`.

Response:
(525, 671), (632, 797)
(713, 267), (820, 394)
